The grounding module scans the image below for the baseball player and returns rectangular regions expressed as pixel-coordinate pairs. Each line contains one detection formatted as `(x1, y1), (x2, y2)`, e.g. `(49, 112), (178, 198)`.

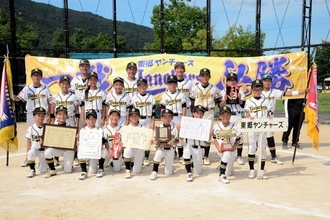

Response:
(129, 78), (156, 166)
(71, 59), (91, 99)
(149, 109), (178, 181)
(262, 73), (308, 161)
(14, 68), (52, 167)
(123, 62), (138, 98)
(25, 107), (48, 178)
(244, 79), (273, 179)
(123, 108), (151, 179)
(219, 71), (245, 165)
(103, 109), (123, 172)
(49, 76), (80, 127)
(213, 106), (242, 184)
(77, 109), (111, 180)
(189, 68), (221, 165)
(81, 71), (106, 128)
(179, 105), (208, 182)
(105, 76), (130, 127)
(43, 105), (75, 178)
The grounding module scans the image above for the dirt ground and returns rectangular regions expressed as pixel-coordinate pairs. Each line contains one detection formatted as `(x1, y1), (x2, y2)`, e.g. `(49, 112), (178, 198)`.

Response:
(1, 121), (330, 220)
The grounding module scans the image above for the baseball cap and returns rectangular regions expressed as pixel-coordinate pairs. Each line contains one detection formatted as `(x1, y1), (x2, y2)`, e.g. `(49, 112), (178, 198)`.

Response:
(192, 105), (206, 112)
(59, 75), (71, 83)
(137, 78), (148, 85)
(219, 106), (232, 115)
(262, 73), (272, 80)
(199, 68), (211, 76)
(161, 109), (174, 116)
(113, 76), (124, 84)
(31, 68), (43, 77)
(79, 59), (90, 66)
(251, 79), (263, 88)
(33, 107), (46, 115)
(109, 109), (121, 116)
(226, 72), (238, 81)
(126, 62), (137, 69)
(128, 108), (140, 116)
(174, 62), (185, 69)
(55, 105), (68, 114)
(86, 109), (97, 118)
(88, 71), (98, 79)
(167, 75), (178, 83)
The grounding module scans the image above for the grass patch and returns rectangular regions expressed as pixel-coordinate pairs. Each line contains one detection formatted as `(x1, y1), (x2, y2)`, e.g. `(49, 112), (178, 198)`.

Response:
(275, 92), (330, 113)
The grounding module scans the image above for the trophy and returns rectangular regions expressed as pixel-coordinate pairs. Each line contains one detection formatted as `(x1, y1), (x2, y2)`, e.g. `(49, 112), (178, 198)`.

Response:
(218, 130), (235, 152)
(112, 132), (121, 159)
(155, 126), (172, 148)
(226, 86), (239, 104)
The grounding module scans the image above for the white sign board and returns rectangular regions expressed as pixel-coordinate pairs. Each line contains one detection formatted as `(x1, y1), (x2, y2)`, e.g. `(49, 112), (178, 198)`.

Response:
(121, 126), (153, 150)
(236, 117), (288, 132)
(78, 129), (103, 159)
(179, 116), (212, 141)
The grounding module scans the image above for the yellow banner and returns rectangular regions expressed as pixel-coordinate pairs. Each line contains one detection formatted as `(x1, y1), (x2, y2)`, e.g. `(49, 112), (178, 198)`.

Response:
(25, 52), (307, 100)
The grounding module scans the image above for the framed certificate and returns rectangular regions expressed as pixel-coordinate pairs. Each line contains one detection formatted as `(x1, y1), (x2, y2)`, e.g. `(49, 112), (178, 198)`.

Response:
(155, 126), (172, 148)
(78, 129), (103, 159)
(42, 124), (78, 150)
(179, 116), (212, 141)
(121, 126), (153, 150)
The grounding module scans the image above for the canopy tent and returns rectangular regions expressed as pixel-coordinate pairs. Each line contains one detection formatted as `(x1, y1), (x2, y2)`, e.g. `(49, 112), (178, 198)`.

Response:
(324, 77), (330, 82)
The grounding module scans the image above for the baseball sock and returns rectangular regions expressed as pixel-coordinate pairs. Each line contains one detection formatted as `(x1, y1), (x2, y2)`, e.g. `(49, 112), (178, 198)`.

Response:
(219, 161), (227, 176)
(177, 146), (183, 158)
(204, 146), (210, 158)
(29, 161), (35, 171)
(80, 162), (87, 173)
(261, 159), (266, 170)
(144, 151), (150, 160)
(54, 156), (59, 162)
(248, 154), (255, 170)
(267, 137), (276, 158)
(99, 158), (105, 170)
(184, 159), (192, 173)
(124, 158), (131, 170)
(153, 162), (159, 173)
(46, 158), (55, 170)
(237, 143), (243, 157)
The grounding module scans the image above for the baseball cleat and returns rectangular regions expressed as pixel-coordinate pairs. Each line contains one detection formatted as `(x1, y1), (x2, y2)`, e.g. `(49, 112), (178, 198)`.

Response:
(44, 170), (57, 178)
(73, 158), (80, 167)
(21, 159), (29, 167)
(149, 171), (157, 180)
(282, 142), (289, 149)
(186, 173), (193, 182)
(143, 159), (150, 166)
(271, 157), (283, 165)
(236, 157), (245, 165)
(79, 172), (87, 180)
(96, 169), (104, 178)
(179, 157), (184, 164)
(260, 170), (268, 179)
(203, 157), (211, 165)
(27, 170), (36, 178)
(219, 174), (230, 184)
(125, 170), (132, 179)
(248, 170), (255, 179)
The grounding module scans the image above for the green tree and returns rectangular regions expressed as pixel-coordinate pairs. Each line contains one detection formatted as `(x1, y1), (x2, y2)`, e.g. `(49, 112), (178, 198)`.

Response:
(70, 28), (85, 49)
(212, 25), (265, 57)
(314, 41), (330, 84)
(148, 0), (206, 51)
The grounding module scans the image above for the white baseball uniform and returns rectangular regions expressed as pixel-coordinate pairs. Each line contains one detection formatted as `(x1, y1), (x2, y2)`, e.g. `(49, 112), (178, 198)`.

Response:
(160, 90), (186, 125)
(70, 75), (101, 100)
(123, 77), (138, 98)
(44, 122), (75, 173)
(17, 85), (52, 127)
(82, 88), (106, 127)
(177, 78), (193, 117)
(213, 122), (242, 176)
(103, 124), (123, 172)
(123, 123), (145, 174)
(244, 96), (273, 158)
(105, 91), (131, 127)
(189, 83), (221, 120)
(50, 91), (80, 125)
(220, 89), (246, 123)
(183, 138), (204, 175)
(26, 124), (47, 173)
(130, 93), (155, 128)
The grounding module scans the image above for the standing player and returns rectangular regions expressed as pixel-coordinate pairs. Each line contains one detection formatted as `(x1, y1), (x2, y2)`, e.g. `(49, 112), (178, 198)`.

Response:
(81, 72), (106, 127)
(70, 59), (91, 100)
(25, 107), (48, 178)
(123, 62), (138, 98)
(149, 109), (178, 181)
(262, 73), (308, 163)
(213, 106), (242, 184)
(105, 76), (130, 127)
(219, 71), (245, 165)
(130, 78), (156, 166)
(14, 68), (52, 167)
(190, 68), (221, 165)
(244, 80), (273, 179)
(49, 76), (80, 127)
(43, 105), (75, 178)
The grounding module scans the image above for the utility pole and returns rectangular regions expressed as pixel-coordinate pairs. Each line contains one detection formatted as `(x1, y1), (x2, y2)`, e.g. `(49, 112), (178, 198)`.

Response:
(63, 0), (69, 58)
(255, 0), (261, 56)
(206, 0), (211, 56)
(113, 0), (117, 58)
(160, 0), (164, 53)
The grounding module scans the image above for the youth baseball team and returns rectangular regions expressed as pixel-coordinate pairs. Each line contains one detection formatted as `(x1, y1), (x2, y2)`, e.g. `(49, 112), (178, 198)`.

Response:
(16, 60), (308, 184)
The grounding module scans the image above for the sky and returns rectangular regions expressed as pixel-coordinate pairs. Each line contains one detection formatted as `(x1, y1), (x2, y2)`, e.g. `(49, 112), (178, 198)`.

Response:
(31, 0), (330, 54)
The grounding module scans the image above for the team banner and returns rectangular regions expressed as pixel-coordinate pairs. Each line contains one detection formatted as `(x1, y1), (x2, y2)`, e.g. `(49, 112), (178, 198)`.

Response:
(25, 52), (307, 100)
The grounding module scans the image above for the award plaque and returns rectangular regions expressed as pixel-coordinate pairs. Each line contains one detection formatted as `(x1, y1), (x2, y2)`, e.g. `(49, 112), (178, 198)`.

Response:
(42, 124), (78, 150)
(155, 126), (172, 148)
(226, 86), (239, 104)
(218, 130), (235, 152)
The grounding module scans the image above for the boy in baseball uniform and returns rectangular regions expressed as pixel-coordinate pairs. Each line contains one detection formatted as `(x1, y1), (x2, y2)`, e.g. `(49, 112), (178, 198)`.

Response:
(213, 106), (242, 184)
(25, 107), (48, 178)
(149, 109), (178, 181)
(78, 109), (111, 180)
(189, 68), (221, 165)
(244, 80), (273, 179)
(43, 105), (75, 178)
(14, 68), (52, 167)
(130, 78), (156, 166)
(219, 71), (245, 165)
(123, 62), (138, 98)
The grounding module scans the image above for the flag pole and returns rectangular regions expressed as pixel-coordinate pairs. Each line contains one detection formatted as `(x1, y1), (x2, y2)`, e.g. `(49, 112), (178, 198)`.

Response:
(6, 45), (10, 166)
